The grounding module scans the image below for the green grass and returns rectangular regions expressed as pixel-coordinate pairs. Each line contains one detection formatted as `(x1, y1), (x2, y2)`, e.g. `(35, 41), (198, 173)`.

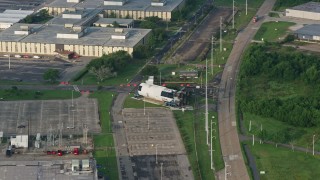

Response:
(247, 142), (320, 180)
(0, 89), (81, 100)
(254, 21), (295, 42)
(89, 91), (115, 133)
(123, 93), (163, 108)
(268, 12), (280, 18)
(242, 113), (320, 150)
(73, 60), (145, 86)
(214, 0), (264, 9)
(89, 91), (118, 180)
(174, 109), (224, 180)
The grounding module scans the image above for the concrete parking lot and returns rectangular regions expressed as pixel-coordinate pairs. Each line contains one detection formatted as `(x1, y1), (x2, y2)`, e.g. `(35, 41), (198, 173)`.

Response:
(120, 108), (193, 180)
(0, 97), (100, 136)
(0, 56), (91, 83)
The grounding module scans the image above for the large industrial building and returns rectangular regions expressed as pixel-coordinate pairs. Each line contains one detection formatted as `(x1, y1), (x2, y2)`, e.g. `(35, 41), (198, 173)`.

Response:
(286, 2), (320, 20)
(294, 24), (320, 41)
(44, 0), (186, 21)
(0, 23), (151, 57)
(0, 9), (34, 29)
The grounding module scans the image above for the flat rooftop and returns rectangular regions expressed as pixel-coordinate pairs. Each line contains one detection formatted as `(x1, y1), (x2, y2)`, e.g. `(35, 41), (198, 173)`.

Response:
(47, 0), (184, 12)
(103, 0), (184, 12)
(288, 2), (320, 13)
(0, 160), (94, 180)
(94, 18), (134, 25)
(47, 8), (102, 26)
(47, 0), (103, 9)
(0, 23), (151, 47)
(295, 24), (320, 36)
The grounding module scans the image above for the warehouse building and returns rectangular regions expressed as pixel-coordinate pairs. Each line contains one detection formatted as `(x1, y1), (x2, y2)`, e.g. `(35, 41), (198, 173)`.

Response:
(47, 8), (103, 26)
(286, 2), (320, 20)
(44, 0), (185, 21)
(93, 18), (134, 28)
(0, 23), (151, 57)
(0, 9), (34, 29)
(294, 24), (320, 41)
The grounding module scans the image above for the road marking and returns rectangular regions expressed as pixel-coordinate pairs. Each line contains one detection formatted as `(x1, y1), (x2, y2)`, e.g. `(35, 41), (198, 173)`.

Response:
(229, 154), (239, 160)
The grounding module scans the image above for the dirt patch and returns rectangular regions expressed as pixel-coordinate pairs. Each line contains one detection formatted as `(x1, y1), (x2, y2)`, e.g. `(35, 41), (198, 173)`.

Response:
(173, 7), (233, 62)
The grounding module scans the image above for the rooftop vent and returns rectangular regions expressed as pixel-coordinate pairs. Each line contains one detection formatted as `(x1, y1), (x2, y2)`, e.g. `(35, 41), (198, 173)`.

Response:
(67, 0), (82, 3)
(15, 25), (31, 35)
(151, 0), (166, 6)
(115, 28), (124, 33)
(104, 0), (127, 6)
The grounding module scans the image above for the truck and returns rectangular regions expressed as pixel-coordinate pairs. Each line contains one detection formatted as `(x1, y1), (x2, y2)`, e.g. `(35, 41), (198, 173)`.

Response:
(253, 15), (259, 23)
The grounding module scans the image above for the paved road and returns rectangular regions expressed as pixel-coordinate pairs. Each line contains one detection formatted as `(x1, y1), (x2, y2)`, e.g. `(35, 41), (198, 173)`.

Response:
(216, 0), (276, 180)
(112, 93), (134, 180)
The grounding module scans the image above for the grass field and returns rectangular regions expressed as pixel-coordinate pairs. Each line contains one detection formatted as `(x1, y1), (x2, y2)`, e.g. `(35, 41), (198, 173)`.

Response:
(123, 93), (163, 108)
(174, 109), (224, 180)
(247, 142), (320, 180)
(214, 0), (264, 9)
(0, 89), (81, 100)
(73, 60), (145, 86)
(254, 21), (295, 42)
(89, 91), (118, 180)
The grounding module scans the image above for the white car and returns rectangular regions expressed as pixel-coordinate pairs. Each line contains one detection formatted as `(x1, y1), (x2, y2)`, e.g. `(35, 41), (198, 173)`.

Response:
(14, 55), (21, 58)
(33, 56), (41, 59)
(3, 54), (10, 57)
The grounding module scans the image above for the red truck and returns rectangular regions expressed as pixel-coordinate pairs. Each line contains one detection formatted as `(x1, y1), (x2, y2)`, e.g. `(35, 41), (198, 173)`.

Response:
(253, 15), (259, 23)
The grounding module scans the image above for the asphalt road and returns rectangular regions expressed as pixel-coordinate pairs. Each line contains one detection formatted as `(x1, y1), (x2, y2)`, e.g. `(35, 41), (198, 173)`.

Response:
(216, 0), (276, 180)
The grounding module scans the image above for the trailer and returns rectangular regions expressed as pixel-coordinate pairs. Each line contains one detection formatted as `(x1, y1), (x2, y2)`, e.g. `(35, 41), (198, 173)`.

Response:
(137, 83), (186, 107)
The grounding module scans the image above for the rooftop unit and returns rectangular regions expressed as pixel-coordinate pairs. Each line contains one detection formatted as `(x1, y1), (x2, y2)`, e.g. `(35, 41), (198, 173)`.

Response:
(62, 8), (82, 19)
(11, 135), (28, 148)
(104, 0), (127, 6)
(14, 25), (31, 35)
(151, 0), (167, 6)
(57, 25), (87, 39)
(67, 0), (82, 3)
(111, 28), (128, 39)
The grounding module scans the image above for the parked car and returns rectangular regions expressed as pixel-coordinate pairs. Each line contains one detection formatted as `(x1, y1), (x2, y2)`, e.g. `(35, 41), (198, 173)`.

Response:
(14, 55), (21, 58)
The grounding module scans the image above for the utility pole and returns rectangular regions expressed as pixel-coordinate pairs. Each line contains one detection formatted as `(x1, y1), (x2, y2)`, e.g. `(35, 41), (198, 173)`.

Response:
(220, 16), (222, 52)
(233, 0), (235, 29)
(246, 0), (248, 15)
(71, 90), (74, 107)
(8, 54), (10, 69)
(205, 58), (209, 146)
(249, 120), (251, 132)
(211, 36), (214, 75)
(313, 135), (315, 156)
(253, 134), (255, 146)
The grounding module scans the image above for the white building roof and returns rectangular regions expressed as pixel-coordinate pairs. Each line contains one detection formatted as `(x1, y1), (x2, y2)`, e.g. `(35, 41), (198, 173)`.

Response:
(288, 2), (320, 13)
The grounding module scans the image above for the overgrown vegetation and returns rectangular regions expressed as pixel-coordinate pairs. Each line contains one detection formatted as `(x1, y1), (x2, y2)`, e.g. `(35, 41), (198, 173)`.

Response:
(21, 9), (53, 24)
(274, 0), (320, 11)
(43, 69), (60, 83)
(239, 43), (320, 129)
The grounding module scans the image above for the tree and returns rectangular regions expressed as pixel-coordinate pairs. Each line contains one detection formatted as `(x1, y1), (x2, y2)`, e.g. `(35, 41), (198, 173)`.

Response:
(89, 66), (115, 82)
(43, 69), (60, 83)
(141, 65), (159, 76)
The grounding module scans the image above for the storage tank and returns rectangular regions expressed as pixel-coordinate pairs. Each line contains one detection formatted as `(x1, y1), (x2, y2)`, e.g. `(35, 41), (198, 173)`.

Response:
(137, 83), (176, 102)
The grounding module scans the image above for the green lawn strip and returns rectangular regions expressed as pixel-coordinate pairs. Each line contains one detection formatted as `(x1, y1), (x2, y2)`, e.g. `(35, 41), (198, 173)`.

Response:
(123, 93), (163, 108)
(94, 149), (118, 180)
(254, 21), (295, 42)
(0, 89), (80, 100)
(89, 91), (119, 180)
(247, 142), (320, 180)
(93, 134), (114, 147)
(73, 60), (145, 86)
(174, 111), (201, 179)
(174, 109), (223, 180)
(214, 0), (264, 8)
(89, 91), (114, 133)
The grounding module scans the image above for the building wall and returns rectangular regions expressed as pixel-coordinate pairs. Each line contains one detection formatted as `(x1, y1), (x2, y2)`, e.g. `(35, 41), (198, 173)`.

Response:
(296, 33), (320, 41)
(286, 9), (320, 20)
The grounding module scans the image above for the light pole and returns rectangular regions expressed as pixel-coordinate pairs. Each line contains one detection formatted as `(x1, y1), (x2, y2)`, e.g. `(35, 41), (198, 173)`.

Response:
(313, 134), (315, 156)
(246, 0), (248, 15)
(71, 90), (74, 107)
(220, 16), (222, 52)
(156, 144), (160, 164)
(233, 0), (235, 29)
(8, 54), (10, 69)
(205, 58), (209, 146)
(160, 162), (163, 180)
(211, 116), (216, 170)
